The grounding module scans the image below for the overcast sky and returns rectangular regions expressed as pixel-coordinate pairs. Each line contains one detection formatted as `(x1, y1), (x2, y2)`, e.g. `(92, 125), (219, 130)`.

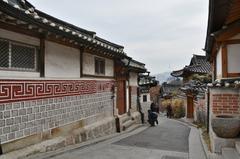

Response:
(29, 0), (209, 75)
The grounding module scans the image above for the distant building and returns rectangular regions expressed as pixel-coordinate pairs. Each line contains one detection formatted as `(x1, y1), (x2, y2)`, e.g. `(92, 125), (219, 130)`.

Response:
(171, 55), (211, 120)
(138, 73), (159, 122)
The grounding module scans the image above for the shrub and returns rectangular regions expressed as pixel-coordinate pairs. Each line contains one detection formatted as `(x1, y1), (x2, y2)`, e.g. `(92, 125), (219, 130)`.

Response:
(161, 98), (185, 118)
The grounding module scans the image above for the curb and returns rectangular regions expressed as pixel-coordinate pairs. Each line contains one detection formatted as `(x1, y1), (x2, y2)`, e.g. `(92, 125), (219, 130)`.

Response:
(26, 124), (147, 159)
(171, 118), (208, 159)
(199, 128), (211, 159)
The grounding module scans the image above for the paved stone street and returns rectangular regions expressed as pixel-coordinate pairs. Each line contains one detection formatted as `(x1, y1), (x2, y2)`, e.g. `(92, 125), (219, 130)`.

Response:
(30, 118), (205, 159)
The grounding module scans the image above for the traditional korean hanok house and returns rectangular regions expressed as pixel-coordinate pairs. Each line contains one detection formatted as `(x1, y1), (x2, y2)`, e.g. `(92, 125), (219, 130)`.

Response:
(138, 73), (159, 122)
(114, 58), (147, 131)
(171, 55), (211, 120)
(0, 0), (144, 156)
(204, 0), (240, 154)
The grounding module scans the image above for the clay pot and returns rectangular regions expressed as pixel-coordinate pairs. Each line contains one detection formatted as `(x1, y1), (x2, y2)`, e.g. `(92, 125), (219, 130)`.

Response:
(212, 115), (240, 138)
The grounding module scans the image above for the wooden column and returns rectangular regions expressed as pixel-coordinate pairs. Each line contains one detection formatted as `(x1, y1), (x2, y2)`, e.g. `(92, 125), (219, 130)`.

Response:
(39, 37), (45, 77)
(79, 47), (84, 77)
(222, 44), (228, 78)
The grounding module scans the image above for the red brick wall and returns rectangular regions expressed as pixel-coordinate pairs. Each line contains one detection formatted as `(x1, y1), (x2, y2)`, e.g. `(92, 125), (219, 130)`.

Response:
(212, 94), (240, 115)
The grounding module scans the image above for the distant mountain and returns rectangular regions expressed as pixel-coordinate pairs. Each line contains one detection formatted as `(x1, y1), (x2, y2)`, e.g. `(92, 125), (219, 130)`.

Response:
(153, 72), (179, 84)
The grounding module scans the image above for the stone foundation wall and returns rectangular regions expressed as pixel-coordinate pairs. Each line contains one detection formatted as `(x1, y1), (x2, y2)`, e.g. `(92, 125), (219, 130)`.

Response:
(0, 80), (115, 153)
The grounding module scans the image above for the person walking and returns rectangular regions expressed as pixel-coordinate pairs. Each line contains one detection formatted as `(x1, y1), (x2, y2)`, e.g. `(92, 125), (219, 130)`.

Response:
(148, 103), (159, 126)
(166, 104), (173, 118)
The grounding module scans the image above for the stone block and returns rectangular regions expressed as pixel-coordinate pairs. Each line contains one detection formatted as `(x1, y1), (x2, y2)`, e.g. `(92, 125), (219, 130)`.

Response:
(34, 107), (40, 113)
(8, 132), (15, 140)
(12, 110), (18, 117)
(14, 117), (21, 124)
(0, 134), (7, 143)
(3, 127), (10, 134)
(13, 103), (21, 109)
(0, 104), (5, 111)
(22, 115), (28, 122)
(16, 130), (23, 138)
(28, 114), (36, 121)
(4, 111), (10, 118)
(6, 118), (14, 126)
(10, 125), (19, 132)
(24, 128), (30, 136)
(0, 120), (5, 127)
(19, 109), (27, 116)
(27, 108), (32, 114)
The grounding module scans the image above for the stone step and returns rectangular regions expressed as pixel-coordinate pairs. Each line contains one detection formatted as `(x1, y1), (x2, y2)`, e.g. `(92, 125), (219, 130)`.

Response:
(236, 142), (240, 155)
(222, 148), (240, 159)
(122, 115), (132, 124)
(122, 120), (135, 131)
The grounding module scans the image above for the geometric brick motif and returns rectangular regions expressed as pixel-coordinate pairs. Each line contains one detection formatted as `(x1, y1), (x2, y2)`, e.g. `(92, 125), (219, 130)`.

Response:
(0, 80), (114, 103)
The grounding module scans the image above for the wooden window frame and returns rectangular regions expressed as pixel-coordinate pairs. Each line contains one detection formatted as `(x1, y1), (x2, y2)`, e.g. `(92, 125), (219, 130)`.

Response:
(220, 40), (240, 78)
(143, 95), (147, 102)
(95, 57), (105, 75)
(0, 38), (39, 72)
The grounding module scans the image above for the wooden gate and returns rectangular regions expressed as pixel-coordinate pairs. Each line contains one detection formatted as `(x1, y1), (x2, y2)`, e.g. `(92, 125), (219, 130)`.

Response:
(187, 95), (194, 118)
(117, 80), (126, 115)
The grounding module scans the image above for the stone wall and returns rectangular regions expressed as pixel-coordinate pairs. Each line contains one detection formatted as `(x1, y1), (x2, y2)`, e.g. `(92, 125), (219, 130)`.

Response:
(194, 97), (207, 125)
(0, 80), (115, 153)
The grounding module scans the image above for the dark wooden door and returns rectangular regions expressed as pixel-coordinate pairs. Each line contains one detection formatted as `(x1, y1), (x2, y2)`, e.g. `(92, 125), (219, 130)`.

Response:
(117, 80), (126, 115)
(187, 96), (194, 118)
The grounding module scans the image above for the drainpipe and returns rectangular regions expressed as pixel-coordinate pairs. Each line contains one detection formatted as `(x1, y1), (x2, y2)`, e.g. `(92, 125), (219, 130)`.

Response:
(207, 87), (210, 133)
(0, 140), (2, 155)
(126, 58), (132, 115)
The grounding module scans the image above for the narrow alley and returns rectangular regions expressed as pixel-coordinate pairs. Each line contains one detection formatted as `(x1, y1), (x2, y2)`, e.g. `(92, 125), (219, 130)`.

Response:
(28, 117), (206, 159)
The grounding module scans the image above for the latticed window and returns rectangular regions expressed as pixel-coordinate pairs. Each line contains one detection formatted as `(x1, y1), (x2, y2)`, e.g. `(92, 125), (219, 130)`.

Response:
(95, 57), (105, 75)
(0, 38), (38, 71)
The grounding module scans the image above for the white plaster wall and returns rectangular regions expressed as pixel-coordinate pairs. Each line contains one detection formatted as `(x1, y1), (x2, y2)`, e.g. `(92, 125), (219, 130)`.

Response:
(227, 44), (240, 73)
(141, 93), (151, 103)
(82, 53), (94, 75)
(105, 58), (114, 77)
(129, 72), (138, 86)
(82, 53), (114, 77)
(45, 41), (80, 78)
(126, 81), (129, 112)
(0, 29), (40, 46)
(216, 47), (222, 79)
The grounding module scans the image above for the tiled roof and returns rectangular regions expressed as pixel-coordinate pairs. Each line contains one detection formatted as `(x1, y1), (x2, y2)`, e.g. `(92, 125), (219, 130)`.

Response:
(159, 81), (182, 97)
(0, 0), (126, 56)
(121, 58), (147, 72)
(139, 75), (158, 86)
(171, 55), (211, 77)
(180, 80), (207, 98)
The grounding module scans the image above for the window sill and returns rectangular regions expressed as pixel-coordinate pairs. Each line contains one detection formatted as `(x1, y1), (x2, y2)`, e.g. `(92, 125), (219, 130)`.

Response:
(0, 70), (40, 79)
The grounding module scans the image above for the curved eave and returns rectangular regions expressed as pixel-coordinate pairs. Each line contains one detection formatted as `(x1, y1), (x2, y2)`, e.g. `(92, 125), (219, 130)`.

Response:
(0, 1), (127, 59)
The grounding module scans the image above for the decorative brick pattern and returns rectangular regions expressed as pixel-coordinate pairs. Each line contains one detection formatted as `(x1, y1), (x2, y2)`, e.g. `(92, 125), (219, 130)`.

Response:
(0, 80), (114, 103)
(0, 89), (113, 143)
(212, 94), (240, 115)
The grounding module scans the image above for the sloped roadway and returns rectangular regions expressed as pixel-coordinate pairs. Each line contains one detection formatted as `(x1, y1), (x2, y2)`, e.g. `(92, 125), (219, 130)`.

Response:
(36, 118), (192, 159)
